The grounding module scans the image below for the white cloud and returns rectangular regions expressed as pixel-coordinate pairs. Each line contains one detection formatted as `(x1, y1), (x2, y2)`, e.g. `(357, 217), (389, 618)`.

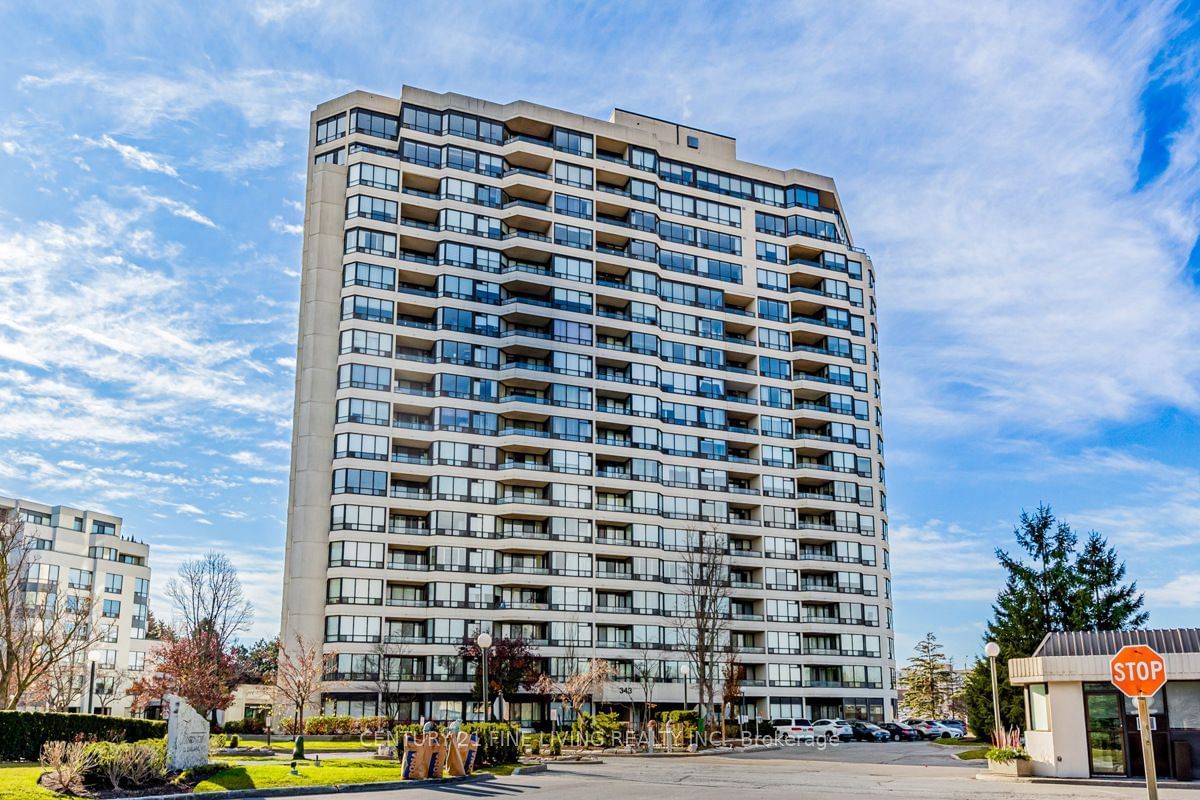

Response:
(250, 0), (322, 25)
(133, 188), (217, 228)
(199, 138), (290, 176)
(175, 503), (204, 515)
(229, 450), (264, 467)
(90, 135), (178, 176)
(269, 216), (302, 236)
(0, 142), (17, 155)
(1146, 574), (1200, 608)
(221, 510), (249, 519)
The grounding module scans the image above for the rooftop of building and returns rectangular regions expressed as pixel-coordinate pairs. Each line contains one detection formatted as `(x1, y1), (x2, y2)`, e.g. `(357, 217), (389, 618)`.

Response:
(311, 86), (850, 232)
(1034, 628), (1200, 658)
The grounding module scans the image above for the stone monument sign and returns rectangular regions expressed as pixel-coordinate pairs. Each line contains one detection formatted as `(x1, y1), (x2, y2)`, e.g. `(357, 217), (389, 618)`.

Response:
(165, 694), (209, 771)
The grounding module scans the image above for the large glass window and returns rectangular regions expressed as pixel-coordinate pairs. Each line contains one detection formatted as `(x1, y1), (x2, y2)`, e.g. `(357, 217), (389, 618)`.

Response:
(350, 109), (399, 140)
(316, 114), (346, 145)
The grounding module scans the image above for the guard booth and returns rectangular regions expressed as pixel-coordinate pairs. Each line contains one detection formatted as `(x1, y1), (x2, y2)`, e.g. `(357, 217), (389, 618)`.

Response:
(1008, 628), (1200, 780)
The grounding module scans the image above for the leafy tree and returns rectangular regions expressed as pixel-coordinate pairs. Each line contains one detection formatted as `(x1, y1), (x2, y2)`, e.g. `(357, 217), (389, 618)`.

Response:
(964, 504), (1147, 739)
(899, 632), (957, 718)
(128, 634), (236, 718)
(232, 637), (280, 685)
(458, 635), (542, 704)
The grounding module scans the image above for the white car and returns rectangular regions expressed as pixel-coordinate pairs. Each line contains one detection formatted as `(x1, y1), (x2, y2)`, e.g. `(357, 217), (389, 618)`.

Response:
(770, 717), (815, 741)
(811, 718), (853, 741)
(904, 718), (962, 739)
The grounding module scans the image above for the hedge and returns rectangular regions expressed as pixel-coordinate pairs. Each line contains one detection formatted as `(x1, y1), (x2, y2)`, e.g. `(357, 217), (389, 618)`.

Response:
(460, 723), (519, 766)
(0, 711), (166, 761)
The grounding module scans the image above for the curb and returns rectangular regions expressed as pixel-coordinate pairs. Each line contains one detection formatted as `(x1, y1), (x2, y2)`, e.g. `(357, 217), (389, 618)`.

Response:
(976, 772), (1200, 790)
(511, 764), (548, 775)
(130, 773), (494, 800)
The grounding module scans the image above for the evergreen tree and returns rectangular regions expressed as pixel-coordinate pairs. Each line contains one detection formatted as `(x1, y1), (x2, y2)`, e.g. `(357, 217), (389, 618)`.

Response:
(963, 504), (1147, 740)
(1070, 531), (1148, 632)
(898, 632), (956, 718)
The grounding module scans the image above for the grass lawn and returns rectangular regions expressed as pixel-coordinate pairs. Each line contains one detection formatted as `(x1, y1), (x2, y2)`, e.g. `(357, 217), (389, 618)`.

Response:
(954, 747), (990, 761)
(265, 740), (376, 752)
(0, 764), (57, 800)
(194, 759), (406, 792)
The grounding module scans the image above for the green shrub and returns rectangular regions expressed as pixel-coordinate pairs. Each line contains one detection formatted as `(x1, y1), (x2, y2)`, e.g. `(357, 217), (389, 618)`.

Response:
(460, 723), (519, 766)
(0, 711), (165, 762)
(549, 735), (562, 756)
(223, 718), (266, 734)
(985, 746), (1030, 763)
(303, 714), (392, 735)
(526, 733), (542, 755)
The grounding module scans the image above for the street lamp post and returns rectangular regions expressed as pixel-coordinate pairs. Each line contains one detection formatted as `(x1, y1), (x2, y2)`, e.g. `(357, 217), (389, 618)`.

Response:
(85, 651), (101, 714)
(984, 641), (1002, 740)
(476, 632), (492, 722)
(679, 664), (690, 711)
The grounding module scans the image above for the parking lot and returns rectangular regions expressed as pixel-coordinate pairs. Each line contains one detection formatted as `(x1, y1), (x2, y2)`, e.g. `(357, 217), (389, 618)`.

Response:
(328, 742), (1195, 800)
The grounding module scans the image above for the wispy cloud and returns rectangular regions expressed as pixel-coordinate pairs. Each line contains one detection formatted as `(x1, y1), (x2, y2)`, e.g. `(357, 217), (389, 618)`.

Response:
(88, 135), (178, 176)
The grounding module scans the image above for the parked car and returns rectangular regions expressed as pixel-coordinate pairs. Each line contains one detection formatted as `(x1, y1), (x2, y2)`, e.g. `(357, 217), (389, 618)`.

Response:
(812, 719), (854, 741)
(880, 722), (922, 741)
(770, 717), (815, 741)
(849, 721), (891, 742)
(903, 718), (958, 739)
(939, 719), (968, 735)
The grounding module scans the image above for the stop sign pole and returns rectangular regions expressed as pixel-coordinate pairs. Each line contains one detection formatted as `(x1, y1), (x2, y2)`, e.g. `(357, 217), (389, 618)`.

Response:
(1110, 645), (1167, 800)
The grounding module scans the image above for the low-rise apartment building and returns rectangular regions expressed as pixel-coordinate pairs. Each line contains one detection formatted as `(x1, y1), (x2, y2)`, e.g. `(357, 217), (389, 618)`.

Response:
(2, 496), (152, 716)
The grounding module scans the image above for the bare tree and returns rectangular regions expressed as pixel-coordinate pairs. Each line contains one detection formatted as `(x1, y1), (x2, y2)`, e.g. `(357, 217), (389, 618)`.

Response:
(165, 551), (252, 650)
(275, 634), (324, 731)
(674, 525), (731, 728)
(0, 510), (106, 709)
(31, 648), (86, 711)
(534, 658), (612, 740)
(720, 649), (745, 737)
(92, 667), (131, 715)
(634, 656), (657, 729)
(370, 639), (413, 724)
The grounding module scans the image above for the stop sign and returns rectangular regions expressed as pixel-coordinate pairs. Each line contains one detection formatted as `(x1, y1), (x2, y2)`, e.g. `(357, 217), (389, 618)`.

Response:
(1110, 644), (1167, 698)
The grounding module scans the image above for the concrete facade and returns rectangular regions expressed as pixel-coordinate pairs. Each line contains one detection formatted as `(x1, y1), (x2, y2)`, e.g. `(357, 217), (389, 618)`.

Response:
(281, 87), (893, 725)
(2, 496), (152, 717)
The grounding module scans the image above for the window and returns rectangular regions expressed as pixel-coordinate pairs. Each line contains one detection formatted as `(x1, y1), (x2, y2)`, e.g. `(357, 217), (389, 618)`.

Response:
(401, 105), (441, 134)
(334, 432), (389, 461)
(350, 109), (399, 140)
(553, 162), (592, 189)
(338, 363), (391, 391)
(348, 162), (398, 191)
(332, 468), (388, 497)
(344, 229), (396, 257)
(331, 504), (386, 533)
(128, 651), (146, 671)
(68, 568), (92, 590)
(336, 398), (390, 427)
(553, 223), (592, 250)
(756, 241), (786, 264)
(343, 262), (395, 291)
(316, 114), (346, 145)
(19, 509), (50, 525)
(1027, 683), (1050, 731)
(553, 128), (593, 157)
(341, 295), (393, 324)
(324, 615), (381, 643)
(104, 574), (123, 594)
(92, 520), (116, 536)
(686, 135), (699, 149)
(340, 329), (391, 357)
(102, 599), (121, 618)
(314, 148), (344, 165)
(554, 194), (592, 220)
(346, 195), (397, 223)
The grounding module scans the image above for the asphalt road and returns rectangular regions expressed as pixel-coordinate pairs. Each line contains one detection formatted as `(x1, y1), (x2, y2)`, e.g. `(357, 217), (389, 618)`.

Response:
(269, 743), (1195, 800)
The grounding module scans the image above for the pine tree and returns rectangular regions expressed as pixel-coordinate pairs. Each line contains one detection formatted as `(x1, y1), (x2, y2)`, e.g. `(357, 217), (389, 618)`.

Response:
(1070, 531), (1148, 631)
(899, 632), (956, 718)
(964, 505), (1147, 739)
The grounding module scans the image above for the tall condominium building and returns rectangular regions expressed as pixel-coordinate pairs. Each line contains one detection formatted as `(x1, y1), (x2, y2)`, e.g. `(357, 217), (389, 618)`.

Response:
(2, 497), (152, 716)
(282, 87), (894, 725)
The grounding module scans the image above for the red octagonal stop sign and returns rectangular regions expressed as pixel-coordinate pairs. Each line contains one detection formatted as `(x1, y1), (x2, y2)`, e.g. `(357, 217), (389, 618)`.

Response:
(1110, 644), (1167, 698)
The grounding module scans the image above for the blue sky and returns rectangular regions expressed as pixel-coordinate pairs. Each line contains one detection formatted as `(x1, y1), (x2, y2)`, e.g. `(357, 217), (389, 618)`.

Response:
(0, 1), (1198, 663)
